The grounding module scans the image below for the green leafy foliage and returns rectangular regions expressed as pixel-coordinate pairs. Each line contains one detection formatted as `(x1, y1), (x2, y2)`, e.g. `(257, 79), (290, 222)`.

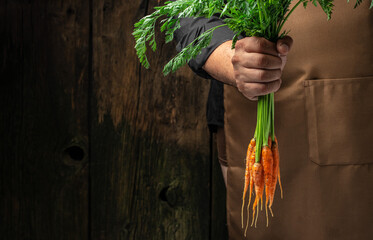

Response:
(133, 0), (372, 74)
(312, 0), (334, 19)
(163, 24), (227, 75)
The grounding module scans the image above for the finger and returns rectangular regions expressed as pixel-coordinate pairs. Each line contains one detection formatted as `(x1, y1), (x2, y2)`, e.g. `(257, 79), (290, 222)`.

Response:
(280, 54), (287, 71)
(235, 52), (282, 70)
(248, 96), (258, 101)
(277, 36), (293, 56)
(234, 67), (282, 83)
(235, 37), (278, 56)
(250, 79), (282, 96)
(238, 79), (282, 99)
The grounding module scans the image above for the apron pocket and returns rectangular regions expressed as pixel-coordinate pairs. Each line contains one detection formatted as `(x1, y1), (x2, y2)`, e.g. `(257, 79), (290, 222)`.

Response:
(304, 76), (373, 166)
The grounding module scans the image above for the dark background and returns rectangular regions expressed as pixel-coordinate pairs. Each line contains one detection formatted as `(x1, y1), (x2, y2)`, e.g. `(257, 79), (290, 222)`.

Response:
(0, 0), (227, 239)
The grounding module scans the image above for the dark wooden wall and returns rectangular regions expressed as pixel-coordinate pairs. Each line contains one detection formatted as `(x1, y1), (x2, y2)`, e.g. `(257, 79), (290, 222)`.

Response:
(0, 0), (227, 239)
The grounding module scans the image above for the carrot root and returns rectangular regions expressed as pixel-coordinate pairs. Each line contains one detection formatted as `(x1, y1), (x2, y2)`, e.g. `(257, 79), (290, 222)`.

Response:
(241, 201), (245, 228)
(242, 137), (282, 230)
(265, 198), (269, 227)
(269, 203), (274, 216)
(261, 196), (263, 211)
(241, 138), (255, 229)
(255, 204), (259, 228)
(278, 169), (283, 199)
(251, 198), (257, 227)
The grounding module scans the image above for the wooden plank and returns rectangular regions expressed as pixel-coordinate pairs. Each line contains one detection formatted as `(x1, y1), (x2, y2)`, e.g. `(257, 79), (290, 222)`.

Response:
(211, 133), (229, 240)
(0, 1), (89, 239)
(91, 0), (215, 239)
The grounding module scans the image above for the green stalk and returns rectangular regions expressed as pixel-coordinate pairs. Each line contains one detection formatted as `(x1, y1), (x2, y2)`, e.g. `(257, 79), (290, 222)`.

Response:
(263, 94), (269, 146)
(255, 97), (264, 163)
(256, 93), (275, 162)
(258, 0), (264, 31)
(266, 93), (272, 142)
(271, 92), (275, 141)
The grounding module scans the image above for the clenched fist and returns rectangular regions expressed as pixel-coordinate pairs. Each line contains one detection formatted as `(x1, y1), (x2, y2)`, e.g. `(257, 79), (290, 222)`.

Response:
(203, 36), (293, 101)
(232, 36), (293, 100)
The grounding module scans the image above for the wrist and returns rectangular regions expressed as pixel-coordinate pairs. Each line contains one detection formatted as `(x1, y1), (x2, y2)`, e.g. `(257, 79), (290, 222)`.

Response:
(203, 41), (236, 86)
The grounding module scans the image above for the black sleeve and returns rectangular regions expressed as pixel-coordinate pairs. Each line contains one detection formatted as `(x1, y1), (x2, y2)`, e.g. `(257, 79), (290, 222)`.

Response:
(174, 16), (236, 79)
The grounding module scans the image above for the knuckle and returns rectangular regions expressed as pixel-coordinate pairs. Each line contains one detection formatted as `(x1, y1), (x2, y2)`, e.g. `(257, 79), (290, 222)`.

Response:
(234, 72), (241, 82)
(233, 68), (243, 80)
(231, 54), (240, 65)
(236, 80), (245, 92)
(244, 37), (258, 52)
(235, 40), (244, 50)
(255, 38), (268, 51)
(249, 36), (260, 44)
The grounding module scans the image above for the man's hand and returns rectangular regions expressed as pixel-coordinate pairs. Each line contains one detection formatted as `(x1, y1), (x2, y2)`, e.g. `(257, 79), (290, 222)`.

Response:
(232, 36), (293, 100)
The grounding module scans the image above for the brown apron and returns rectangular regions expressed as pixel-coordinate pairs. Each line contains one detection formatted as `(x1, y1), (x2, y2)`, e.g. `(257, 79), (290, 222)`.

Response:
(224, 1), (373, 239)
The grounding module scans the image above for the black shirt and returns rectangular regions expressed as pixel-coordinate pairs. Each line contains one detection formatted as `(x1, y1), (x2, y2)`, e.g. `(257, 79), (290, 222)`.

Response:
(174, 16), (236, 132)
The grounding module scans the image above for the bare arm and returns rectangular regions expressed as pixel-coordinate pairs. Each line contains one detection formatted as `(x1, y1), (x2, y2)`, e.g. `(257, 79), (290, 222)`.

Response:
(202, 40), (237, 87)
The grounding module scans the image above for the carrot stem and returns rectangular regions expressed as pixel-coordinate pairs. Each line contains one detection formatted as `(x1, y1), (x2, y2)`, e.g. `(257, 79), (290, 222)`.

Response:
(255, 97), (264, 163)
(271, 93), (275, 141)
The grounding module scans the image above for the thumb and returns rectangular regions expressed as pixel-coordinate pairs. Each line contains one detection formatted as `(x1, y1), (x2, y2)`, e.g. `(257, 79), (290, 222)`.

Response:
(277, 36), (293, 56)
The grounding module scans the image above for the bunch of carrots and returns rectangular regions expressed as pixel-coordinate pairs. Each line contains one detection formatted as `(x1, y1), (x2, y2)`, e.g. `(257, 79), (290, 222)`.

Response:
(241, 93), (282, 234)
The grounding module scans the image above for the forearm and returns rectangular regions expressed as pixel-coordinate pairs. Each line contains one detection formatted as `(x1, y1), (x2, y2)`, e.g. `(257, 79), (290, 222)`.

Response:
(174, 17), (236, 79)
(202, 40), (237, 87)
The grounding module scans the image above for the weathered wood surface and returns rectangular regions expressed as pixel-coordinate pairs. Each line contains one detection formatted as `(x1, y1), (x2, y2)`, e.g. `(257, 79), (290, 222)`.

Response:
(91, 0), (215, 238)
(211, 134), (228, 240)
(0, 0), (89, 239)
(1, 0), (228, 239)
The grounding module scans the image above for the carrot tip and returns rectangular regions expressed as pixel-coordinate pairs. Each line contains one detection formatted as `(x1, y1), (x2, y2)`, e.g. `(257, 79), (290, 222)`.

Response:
(265, 202), (269, 227)
(261, 197), (263, 211)
(255, 204), (259, 228)
(251, 198), (257, 227)
(269, 206), (274, 217)
(241, 201), (245, 228)
(245, 202), (250, 232)
(279, 178), (283, 198)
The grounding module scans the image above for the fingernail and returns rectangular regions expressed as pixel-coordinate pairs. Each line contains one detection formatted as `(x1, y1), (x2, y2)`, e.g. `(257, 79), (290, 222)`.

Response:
(281, 43), (289, 52)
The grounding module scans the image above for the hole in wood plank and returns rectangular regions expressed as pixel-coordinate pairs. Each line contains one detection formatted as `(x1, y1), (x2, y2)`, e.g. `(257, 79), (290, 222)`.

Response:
(159, 184), (182, 207)
(159, 186), (169, 202)
(66, 7), (75, 16)
(64, 146), (85, 161)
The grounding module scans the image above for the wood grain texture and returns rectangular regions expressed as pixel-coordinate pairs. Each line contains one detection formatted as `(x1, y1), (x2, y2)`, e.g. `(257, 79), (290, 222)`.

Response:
(0, 0), (228, 239)
(0, 1), (89, 239)
(91, 0), (215, 239)
(211, 133), (228, 240)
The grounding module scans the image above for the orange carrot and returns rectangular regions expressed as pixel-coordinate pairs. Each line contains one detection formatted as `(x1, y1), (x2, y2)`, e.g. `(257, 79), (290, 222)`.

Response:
(269, 137), (282, 211)
(249, 146), (256, 205)
(268, 135), (272, 149)
(262, 145), (274, 226)
(244, 146), (256, 235)
(241, 138), (255, 228)
(248, 148), (256, 213)
(251, 161), (264, 228)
